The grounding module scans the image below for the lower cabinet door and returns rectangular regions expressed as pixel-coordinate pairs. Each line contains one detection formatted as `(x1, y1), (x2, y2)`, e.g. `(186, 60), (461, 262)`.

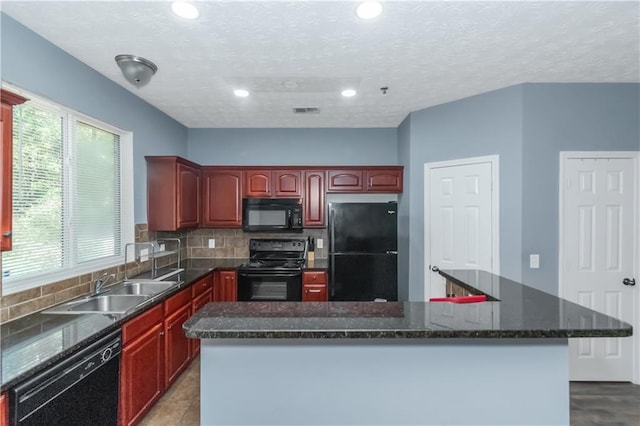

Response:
(303, 284), (328, 301)
(119, 322), (164, 426)
(165, 303), (192, 388)
(191, 290), (212, 356)
(0, 392), (8, 426)
(215, 270), (238, 301)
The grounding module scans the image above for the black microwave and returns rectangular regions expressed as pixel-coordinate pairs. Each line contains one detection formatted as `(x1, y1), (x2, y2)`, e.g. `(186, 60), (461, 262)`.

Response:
(242, 198), (303, 232)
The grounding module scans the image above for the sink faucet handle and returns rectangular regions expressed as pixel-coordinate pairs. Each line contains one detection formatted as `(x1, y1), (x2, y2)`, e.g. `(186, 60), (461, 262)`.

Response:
(94, 273), (116, 294)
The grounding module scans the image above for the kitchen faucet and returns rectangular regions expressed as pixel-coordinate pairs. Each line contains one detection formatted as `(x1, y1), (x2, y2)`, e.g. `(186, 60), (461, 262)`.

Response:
(94, 273), (115, 295)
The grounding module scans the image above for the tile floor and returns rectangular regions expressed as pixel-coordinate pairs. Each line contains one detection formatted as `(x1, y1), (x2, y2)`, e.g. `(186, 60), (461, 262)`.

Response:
(140, 357), (640, 426)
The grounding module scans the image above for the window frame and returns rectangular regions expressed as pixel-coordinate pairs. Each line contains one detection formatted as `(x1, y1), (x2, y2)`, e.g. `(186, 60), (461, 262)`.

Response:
(2, 84), (134, 295)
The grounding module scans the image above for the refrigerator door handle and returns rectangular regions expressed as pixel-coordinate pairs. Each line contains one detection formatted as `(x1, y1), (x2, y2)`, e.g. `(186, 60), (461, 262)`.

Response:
(329, 206), (335, 252)
(329, 256), (335, 298)
(386, 251), (398, 255)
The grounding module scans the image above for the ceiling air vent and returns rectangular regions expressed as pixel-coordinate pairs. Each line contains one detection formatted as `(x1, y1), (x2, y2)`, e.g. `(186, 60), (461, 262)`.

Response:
(293, 107), (320, 114)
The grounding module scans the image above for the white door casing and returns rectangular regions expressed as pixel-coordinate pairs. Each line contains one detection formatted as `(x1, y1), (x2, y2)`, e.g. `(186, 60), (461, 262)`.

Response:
(560, 152), (638, 383)
(424, 156), (500, 299)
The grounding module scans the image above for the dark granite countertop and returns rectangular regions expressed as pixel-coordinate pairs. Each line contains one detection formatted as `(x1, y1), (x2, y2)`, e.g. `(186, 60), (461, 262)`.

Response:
(302, 258), (329, 270)
(0, 258), (245, 391)
(184, 269), (633, 340)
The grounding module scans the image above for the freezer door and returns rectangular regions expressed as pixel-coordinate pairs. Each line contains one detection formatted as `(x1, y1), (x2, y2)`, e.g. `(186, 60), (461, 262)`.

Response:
(329, 253), (397, 301)
(329, 202), (397, 252)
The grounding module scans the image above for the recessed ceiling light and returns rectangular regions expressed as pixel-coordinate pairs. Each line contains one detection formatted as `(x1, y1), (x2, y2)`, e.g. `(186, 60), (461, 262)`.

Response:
(171, 1), (199, 19)
(341, 89), (357, 98)
(234, 89), (250, 97)
(356, 1), (383, 20)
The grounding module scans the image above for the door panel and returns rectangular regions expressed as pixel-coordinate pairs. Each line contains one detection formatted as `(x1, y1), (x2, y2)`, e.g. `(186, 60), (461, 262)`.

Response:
(564, 157), (635, 381)
(427, 161), (494, 298)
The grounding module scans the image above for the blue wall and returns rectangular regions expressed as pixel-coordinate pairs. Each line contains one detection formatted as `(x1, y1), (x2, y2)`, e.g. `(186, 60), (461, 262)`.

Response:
(404, 85), (525, 300)
(403, 83), (639, 300)
(396, 116), (411, 301)
(521, 83), (640, 294)
(187, 128), (398, 165)
(0, 14), (187, 223)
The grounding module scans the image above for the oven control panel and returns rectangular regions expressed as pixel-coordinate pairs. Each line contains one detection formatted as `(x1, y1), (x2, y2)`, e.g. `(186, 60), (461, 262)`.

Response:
(249, 239), (306, 253)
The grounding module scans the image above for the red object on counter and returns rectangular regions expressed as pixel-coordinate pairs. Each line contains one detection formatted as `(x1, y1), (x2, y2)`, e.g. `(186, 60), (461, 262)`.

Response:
(429, 295), (487, 303)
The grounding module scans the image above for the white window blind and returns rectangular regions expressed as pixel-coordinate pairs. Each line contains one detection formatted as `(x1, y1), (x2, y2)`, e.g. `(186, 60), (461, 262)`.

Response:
(2, 90), (132, 294)
(73, 121), (121, 263)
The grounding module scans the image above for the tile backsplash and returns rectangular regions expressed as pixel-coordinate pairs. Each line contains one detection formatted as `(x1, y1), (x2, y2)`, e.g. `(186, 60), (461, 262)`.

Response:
(0, 224), (327, 323)
(183, 228), (328, 259)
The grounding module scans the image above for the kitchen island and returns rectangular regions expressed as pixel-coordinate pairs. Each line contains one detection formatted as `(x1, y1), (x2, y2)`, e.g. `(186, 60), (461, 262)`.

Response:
(184, 270), (632, 426)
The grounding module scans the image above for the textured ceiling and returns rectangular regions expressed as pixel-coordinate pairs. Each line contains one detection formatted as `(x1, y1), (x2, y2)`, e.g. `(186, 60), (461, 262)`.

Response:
(2, 1), (639, 128)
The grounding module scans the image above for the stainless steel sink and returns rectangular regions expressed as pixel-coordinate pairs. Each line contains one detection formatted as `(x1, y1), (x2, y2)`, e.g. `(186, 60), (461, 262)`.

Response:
(107, 281), (175, 296)
(44, 295), (150, 315)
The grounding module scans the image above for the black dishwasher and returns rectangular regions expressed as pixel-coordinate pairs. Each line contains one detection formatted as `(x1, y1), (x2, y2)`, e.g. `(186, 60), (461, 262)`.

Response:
(10, 329), (121, 426)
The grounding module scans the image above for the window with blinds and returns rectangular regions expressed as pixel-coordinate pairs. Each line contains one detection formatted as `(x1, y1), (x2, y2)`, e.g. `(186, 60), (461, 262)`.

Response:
(2, 91), (131, 293)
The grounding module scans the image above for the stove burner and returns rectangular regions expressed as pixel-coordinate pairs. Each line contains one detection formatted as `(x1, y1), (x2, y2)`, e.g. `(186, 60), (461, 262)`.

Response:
(239, 238), (307, 272)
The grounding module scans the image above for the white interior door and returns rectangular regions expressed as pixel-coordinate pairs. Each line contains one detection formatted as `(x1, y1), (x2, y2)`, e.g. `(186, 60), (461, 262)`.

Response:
(562, 155), (637, 381)
(425, 157), (498, 299)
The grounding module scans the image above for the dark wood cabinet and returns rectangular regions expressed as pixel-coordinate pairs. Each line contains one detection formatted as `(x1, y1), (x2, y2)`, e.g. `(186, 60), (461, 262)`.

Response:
(191, 274), (213, 356)
(303, 170), (325, 227)
(201, 167), (243, 227)
(214, 270), (238, 302)
(244, 169), (272, 197)
(274, 170), (302, 197)
(191, 289), (212, 357)
(365, 168), (403, 193)
(119, 304), (165, 426)
(0, 392), (8, 426)
(327, 167), (403, 194)
(244, 169), (302, 198)
(164, 301), (191, 388)
(1, 89), (27, 252)
(302, 270), (328, 301)
(326, 169), (364, 192)
(146, 156), (200, 231)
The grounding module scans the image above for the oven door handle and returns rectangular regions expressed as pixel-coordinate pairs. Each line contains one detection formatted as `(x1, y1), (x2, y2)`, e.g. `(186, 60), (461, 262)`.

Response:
(239, 271), (302, 278)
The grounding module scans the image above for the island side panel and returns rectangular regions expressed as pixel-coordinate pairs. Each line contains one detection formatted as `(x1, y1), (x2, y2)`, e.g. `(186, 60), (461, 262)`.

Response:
(200, 338), (569, 426)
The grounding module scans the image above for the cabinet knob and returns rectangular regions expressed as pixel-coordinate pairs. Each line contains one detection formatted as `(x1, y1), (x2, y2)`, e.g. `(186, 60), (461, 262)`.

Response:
(3, 231), (11, 237)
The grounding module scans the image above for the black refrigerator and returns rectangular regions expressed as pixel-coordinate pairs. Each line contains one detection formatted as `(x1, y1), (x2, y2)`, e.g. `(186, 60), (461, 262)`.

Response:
(328, 202), (398, 301)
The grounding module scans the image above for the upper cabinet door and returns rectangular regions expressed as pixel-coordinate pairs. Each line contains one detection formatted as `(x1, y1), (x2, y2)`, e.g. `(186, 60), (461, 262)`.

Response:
(177, 162), (200, 227)
(1, 90), (28, 252)
(365, 168), (403, 193)
(303, 170), (325, 227)
(146, 156), (201, 231)
(326, 169), (364, 192)
(201, 168), (243, 227)
(244, 170), (272, 197)
(274, 170), (302, 197)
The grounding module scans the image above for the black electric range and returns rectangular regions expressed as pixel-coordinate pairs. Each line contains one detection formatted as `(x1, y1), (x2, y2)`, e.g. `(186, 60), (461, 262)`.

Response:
(237, 239), (307, 301)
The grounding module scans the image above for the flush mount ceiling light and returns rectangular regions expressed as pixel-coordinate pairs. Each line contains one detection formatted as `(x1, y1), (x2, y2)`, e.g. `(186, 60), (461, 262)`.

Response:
(115, 55), (158, 88)
(356, 1), (383, 20)
(171, 1), (199, 19)
(234, 89), (250, 97)
(341, 89), (357, 97)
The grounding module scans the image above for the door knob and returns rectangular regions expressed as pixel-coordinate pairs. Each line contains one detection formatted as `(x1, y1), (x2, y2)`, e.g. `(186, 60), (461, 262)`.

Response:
(3, 231), (11, 237)
(431, 265), (439, 272)
(622, 278), (636, 286)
